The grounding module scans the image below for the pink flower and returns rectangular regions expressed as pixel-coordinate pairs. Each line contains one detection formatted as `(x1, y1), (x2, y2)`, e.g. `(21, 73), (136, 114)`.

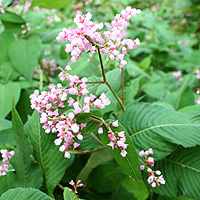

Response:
(111, 120), (119, 127)
(140, 165), (145, 170)
(121, 150), (127, 157)
(69, 180), (75, 186)
(98, 127), (103, 134)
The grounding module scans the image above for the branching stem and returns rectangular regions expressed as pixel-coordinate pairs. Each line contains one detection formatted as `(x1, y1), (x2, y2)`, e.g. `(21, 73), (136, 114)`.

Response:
(97, 47), (125, 111)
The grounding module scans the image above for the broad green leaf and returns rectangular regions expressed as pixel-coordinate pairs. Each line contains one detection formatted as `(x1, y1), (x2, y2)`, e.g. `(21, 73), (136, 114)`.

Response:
(99, 120), (142, 181)
(139, 55), (152, 71)
(0, 128), (16, 148)
(78, 134), (101, 151)
(0, 12), (25, 23)
(0, 32), (15, 65)
(121, 176), (149, 200)
(11, 105), (43, 188)
(157, 195), (195, 200)
(9, 35), (41, 82)
(24, 11), (46, 27)
(81, 109), (102, 135)
(178, 104), (200, 113)
(111, 186), (137, 200)
(153, 146), (200, 199)
(63, 187), (80, 200)
(70, 52), (101, 77)
(153, 101), (175, 110)
(75, 112), (92, 123)
(0, 119), (12, 131)
(77, 148), (113, 182)
(16, 89), (33, 123)
(40, 29), (62, 43)
(88, 163), (124, 193)
(0, 172), (17, 195)
(0, 82), (21, 118)
(164, 76), (194, 110)
(164, 86), (194, 110)
(0, 188), (52, 200)
(1, 21), (22, 33)
(142, 82), (165, 99)
(119, 103), (200, 159)
(130, 76), (142, 98)
(2, 0), (13, 8)
(32, 0), (73, 10)
(17, 80), (39, 89)
(25, 111), (74, 196)
(0, 62), (19, 83)
(126, 58), (150, 78)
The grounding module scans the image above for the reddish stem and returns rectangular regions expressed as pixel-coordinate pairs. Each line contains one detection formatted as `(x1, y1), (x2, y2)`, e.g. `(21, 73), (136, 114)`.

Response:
(86, 81), (105, 84)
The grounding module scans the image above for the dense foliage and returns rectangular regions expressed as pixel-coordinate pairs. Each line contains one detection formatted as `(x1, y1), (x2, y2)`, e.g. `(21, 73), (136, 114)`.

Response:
(0, 0), (200, 200)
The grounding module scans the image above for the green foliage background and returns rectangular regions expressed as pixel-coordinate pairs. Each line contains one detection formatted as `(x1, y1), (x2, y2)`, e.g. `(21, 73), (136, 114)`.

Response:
(0, 0), (200, 199)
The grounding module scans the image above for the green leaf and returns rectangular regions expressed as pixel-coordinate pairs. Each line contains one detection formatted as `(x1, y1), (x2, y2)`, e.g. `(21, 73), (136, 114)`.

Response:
(0, 188), (52, 200)
(119, 103), (200, 159)
(0, 62), (19, 83)
(157, 195), (195, 200)
(75, 112), (92, 124)
(126, 58), (150, 78)
(139, 55), (152, 71)
(77, 134), (101, 151)
(81, 109), (102, 135)
(0, 119), (12, 131)
(178, 104), (200, 113)
(0, 128), (16, 148)
(69, 52), (101, 77)
(111, 186), (137, 200)
(0, 172), (17, 195)
(9, 35), (41, 82)
(40, 29), (62, 43)
(23, 11), (46, 27)
(32, 0), (73, 9)
(164, 76), (194, 110)
(0, 82), (21, 118)
(153, 146), (200, 199)
(77, 148), (113, 182)
(0, 32), (15, 65)
(1, 21), (22, 33)
(0, 12), (25, 23)
(88, 163), (124, 193)
(99, 120), (142, 181)
(11, 105), (43, 188)
(25, 111), (74, 196)
(130, 76), (141, 98)
(121, 176), (149, 200)
(63, 187), (79, 200)
(153, 101), (175, 110)
(2, 0), (13, 8)
(142, 82), (165, 99)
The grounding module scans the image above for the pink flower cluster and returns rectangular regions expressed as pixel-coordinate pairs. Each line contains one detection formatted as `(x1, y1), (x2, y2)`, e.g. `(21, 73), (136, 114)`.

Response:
(196, 70), (200, 79)
(172, 71), (183, 81)
(98, 120), (128, 157)
(30, 66), (110, 158)
(69, 179), (84, 197)
(21, 23), (31, 35)
(0, 149), (15, 176)
(56, 6), (141, 68)
(33, 59), (57, 78)
(0, 0), (5, 13)
(139, 148), (165, 187)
